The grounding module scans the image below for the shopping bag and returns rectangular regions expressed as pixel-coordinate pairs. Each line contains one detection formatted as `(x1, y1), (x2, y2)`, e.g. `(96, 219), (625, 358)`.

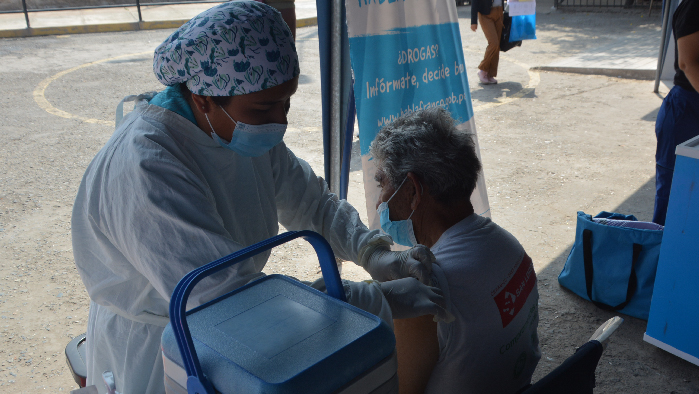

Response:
(500, 11), (522, 52)
(558, 211), (663, 320)
(510, 14), (537, 41)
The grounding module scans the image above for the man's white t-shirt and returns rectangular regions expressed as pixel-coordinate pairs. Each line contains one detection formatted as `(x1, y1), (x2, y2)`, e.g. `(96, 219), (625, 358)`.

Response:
(425, 214), (541, 394)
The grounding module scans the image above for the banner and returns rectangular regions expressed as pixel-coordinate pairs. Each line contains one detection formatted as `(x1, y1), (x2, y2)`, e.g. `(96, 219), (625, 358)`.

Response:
(346, 0), (490, 231)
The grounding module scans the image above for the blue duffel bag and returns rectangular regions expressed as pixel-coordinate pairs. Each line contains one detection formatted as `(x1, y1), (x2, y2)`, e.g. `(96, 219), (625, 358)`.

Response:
(558, 211), (664, 320)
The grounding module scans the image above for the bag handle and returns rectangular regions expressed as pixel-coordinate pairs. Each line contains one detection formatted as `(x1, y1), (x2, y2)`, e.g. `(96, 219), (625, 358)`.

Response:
(583, 229), (642, 311)
(169, 230), (346, 394)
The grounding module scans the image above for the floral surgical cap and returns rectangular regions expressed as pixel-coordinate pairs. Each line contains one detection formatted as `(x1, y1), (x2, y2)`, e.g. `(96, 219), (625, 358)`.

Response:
(153, 0), (300, 96)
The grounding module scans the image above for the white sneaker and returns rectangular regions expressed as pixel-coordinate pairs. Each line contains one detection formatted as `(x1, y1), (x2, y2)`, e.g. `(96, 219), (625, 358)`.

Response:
(488, 75), (498, 84)
(478, 70), (491, 84)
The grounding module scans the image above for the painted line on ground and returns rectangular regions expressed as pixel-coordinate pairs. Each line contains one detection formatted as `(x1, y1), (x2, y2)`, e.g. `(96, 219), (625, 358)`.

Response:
(35, 44), (536, 127)
(34, 51), (328, 129)
(297, 17), (318, 28)
(1, 17), (318, 39)
(33, 52), (151, 126)
(1, 21), (187, 39)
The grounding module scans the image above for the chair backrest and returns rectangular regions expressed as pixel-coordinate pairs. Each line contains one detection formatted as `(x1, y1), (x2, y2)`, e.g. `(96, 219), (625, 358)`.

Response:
(519, 316), (623, 394)
(520, 340), (604, 394)
(65, 333), (87, 388)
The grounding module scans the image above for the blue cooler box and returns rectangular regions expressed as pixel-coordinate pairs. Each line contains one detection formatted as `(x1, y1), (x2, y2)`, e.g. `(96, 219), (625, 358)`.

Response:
(161, 231), (397, 394)
(644, 135), (699, 366)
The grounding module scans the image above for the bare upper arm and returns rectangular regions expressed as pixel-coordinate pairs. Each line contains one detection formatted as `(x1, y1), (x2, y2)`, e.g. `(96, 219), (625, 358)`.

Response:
(677, 31), (699, 73)
(394, 315), (440, 394)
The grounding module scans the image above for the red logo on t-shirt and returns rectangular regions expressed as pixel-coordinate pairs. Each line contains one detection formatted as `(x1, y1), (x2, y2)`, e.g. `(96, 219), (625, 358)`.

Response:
(493, 253), (536, 328)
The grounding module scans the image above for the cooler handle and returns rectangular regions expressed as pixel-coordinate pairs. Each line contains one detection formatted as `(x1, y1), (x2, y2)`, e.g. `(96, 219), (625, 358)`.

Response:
(169, 230), (345, 394)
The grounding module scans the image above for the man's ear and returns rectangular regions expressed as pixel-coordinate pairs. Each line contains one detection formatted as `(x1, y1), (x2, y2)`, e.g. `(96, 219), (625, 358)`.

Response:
(406, 172), (423, 210)
(190, 93), (214, 114)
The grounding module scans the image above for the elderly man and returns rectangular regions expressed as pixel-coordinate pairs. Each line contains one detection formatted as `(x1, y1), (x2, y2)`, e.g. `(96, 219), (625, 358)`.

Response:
(371, 107), (541, 394)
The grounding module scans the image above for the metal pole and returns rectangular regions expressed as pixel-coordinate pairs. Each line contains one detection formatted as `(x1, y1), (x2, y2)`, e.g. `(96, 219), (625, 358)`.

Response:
(136, 0), (143, 22)
(329, 0), (342, 194)
(21, 0), (30, 28)
(340, 84), (355, 201)
(654, 0), (672, 93)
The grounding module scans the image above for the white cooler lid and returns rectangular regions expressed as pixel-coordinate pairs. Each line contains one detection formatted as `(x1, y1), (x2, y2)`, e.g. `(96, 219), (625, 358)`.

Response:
(676, 134), (699, 160)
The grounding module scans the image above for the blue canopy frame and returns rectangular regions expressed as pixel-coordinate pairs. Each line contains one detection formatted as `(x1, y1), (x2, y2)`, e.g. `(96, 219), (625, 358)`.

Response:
(316, 0), (356, 200)
(654, 0), (679, 93)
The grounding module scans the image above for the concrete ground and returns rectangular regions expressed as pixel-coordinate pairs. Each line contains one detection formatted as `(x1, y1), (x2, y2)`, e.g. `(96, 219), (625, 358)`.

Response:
(0, 3), (697, 394)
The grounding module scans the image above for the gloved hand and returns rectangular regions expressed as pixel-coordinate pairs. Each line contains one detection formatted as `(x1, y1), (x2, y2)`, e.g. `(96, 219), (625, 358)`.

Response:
(360, 243), (436, 285)
(379, 277), (454, 323)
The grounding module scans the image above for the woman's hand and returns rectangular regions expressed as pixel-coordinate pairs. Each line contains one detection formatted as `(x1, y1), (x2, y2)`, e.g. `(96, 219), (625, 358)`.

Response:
(471, 24), (478, 32)
(379, 277), (454, 322)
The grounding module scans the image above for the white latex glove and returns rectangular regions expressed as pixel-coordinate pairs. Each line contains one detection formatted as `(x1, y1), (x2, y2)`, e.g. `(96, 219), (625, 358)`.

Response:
(379, 277), (454, 323)
(359, 243), (436, 285)
(343, 280), (394, 328)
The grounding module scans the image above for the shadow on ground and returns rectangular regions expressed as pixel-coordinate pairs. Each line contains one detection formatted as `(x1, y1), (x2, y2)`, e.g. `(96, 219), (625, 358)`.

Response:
(641, 106), (660, 122)
(532, 177), (699, 391)
(471, 82), (534, 102)
(456, 5), (663, 60)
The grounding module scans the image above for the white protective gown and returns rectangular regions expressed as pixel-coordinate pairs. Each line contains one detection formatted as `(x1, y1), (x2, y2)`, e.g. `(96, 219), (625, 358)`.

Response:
(71, 98), (382, 394)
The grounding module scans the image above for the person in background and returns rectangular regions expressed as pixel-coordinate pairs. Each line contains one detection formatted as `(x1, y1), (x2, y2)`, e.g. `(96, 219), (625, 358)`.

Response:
(371, 107), (541, 394)
(471, 0), (504, 85)
(653, 0), (699, 225)
(71, 3), (438, 393)
(258, 0), (297, 37)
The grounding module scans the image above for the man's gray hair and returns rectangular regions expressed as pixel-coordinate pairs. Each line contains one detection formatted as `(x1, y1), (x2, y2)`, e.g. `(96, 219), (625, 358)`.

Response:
(370, 107), (482, 204)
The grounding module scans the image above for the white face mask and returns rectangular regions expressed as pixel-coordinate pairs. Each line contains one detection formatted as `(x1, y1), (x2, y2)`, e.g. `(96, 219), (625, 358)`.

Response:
(206, 105), (287, 157)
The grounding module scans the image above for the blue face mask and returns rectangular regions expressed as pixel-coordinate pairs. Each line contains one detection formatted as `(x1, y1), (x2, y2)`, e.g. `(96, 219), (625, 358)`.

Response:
(377, 177), (419, 247)
(206, 105), (286, 157)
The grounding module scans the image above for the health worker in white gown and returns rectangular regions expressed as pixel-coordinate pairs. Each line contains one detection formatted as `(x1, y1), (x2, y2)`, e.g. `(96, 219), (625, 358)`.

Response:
(70, 2), (438, 393)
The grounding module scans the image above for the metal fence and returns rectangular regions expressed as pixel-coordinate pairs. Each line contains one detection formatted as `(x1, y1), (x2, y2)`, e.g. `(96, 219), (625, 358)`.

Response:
(1, 0), (226, 29)
(556, 0), (661, 9)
